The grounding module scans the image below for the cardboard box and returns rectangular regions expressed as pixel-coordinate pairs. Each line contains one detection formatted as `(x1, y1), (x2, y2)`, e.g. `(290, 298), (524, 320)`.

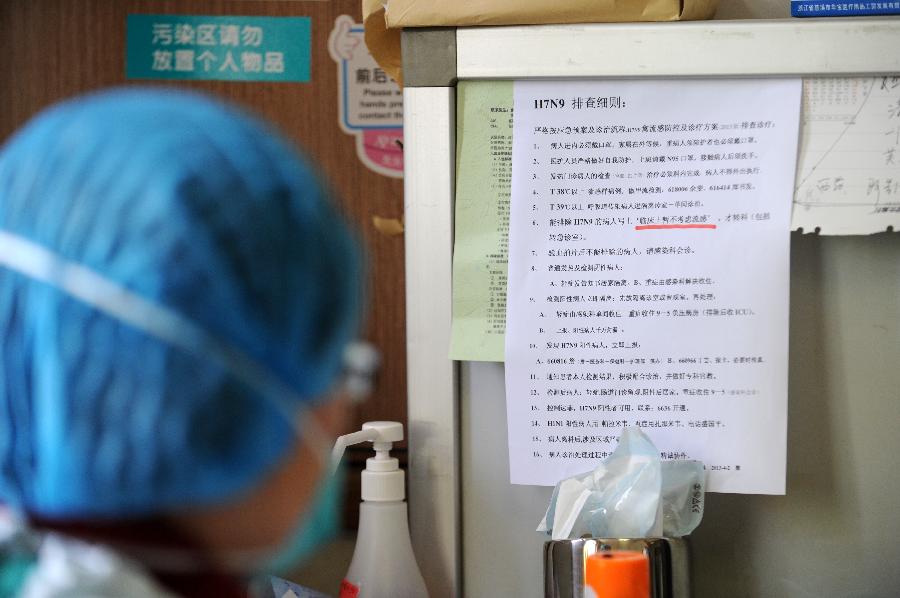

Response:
(364, 0), (719, 85)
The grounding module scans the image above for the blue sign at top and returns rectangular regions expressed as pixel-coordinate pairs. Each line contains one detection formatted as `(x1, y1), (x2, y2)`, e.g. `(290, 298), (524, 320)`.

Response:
(127, 15), (311, 82)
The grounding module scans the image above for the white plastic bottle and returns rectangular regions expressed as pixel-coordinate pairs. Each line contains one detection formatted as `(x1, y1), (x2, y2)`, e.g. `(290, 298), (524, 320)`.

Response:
(332, 421), (429, 598)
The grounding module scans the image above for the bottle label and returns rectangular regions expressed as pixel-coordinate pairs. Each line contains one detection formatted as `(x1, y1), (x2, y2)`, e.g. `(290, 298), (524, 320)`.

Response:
(339, 579), (360, 598)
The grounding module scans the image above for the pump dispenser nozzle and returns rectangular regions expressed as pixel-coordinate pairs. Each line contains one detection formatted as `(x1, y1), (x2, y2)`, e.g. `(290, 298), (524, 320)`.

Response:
(332, 421), (406, 501)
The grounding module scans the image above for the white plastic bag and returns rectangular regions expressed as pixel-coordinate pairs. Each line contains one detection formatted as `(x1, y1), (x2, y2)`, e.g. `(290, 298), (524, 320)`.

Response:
(537, 427), (705, 539)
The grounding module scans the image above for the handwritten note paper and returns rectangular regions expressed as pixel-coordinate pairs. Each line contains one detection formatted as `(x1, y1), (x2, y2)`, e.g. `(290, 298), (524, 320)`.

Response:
(793, 76), (900, 234)
(505, 79), (801, 494)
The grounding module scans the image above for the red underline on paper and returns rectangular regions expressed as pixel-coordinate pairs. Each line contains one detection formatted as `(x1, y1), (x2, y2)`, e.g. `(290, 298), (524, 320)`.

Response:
(634, 224), (717, 231)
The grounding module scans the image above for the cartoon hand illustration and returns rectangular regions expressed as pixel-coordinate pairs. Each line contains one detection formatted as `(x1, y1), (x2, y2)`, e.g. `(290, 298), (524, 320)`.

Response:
(330, 16), (361, 61)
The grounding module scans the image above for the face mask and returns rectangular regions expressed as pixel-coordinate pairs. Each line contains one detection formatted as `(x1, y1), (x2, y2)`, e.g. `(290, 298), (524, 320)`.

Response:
(261, 466), (344, 575)
(257, 344), (378, 575)
(102, 466), (345, 579)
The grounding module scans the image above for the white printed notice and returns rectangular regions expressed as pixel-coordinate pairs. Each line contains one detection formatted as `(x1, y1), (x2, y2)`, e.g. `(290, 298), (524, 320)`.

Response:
(506, 79), (802, 495)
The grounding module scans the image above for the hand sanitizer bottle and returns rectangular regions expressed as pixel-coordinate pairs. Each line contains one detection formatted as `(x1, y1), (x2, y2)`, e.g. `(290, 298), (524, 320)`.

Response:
(332, 422), (429, 598)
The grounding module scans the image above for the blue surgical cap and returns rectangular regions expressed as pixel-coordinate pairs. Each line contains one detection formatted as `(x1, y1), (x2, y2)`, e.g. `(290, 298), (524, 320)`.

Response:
(0, 88), (363, 518)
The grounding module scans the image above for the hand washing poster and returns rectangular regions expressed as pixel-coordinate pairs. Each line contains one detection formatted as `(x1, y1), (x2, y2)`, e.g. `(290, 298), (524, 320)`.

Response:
(328, 16), (403, 178)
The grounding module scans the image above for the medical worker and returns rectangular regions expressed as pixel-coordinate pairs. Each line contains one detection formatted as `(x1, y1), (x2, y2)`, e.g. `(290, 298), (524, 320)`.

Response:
(0, 89), (369, 597)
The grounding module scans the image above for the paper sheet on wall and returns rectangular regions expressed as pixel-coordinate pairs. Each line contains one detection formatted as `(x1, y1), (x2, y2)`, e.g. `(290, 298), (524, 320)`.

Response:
(449, 82), (513, 361)
(505, 79), (801, 494)
(449, 77), (898, 363)
(793, 76), (900, 234)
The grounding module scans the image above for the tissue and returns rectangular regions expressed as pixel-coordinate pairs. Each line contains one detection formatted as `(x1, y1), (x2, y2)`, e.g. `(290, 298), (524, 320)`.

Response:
(537, 427), (705, 540)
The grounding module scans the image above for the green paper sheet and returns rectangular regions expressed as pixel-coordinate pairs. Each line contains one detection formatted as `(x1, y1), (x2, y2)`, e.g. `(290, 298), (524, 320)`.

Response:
(449, 81), (514, 361)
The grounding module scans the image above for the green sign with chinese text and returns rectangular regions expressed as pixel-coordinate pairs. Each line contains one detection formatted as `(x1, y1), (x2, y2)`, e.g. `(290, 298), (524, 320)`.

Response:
(127, 15), (311, 82)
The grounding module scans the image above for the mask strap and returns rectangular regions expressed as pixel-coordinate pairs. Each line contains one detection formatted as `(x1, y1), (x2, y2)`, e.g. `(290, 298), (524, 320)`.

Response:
(0, 229), (332, 469)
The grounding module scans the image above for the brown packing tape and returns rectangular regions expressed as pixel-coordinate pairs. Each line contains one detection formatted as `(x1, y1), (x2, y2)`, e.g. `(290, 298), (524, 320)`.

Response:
(372, 216), (405, 236)
(363, 0), (403, 86)
(679, 0), (720, 21)
(363, 0), (719, 85)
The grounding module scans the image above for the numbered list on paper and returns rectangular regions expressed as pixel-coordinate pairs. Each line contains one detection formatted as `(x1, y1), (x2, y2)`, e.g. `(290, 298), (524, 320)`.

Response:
(505, 79), (801, 494)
